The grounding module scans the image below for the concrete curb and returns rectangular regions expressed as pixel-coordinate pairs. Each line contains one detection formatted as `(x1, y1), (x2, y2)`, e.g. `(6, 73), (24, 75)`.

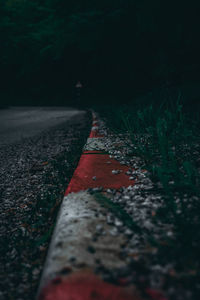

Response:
(37, 112), (167, 300)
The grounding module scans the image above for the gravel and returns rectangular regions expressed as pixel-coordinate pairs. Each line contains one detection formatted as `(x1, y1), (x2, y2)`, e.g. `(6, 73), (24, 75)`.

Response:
(88, 115), (199, 300)
(0, 111), (91, 300)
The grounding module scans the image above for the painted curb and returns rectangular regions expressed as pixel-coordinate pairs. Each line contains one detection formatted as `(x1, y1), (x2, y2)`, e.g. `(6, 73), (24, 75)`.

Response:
(37, 112), (167, 300)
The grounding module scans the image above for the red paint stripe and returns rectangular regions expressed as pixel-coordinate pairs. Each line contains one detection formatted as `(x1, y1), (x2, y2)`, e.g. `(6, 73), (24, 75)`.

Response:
(89, 114), (103, 137)
(65, 152), (133, 195)
(63, 116), (168, 300)
(146, 289), (167, 300)
(89, 131), (104, 138)
(39, 273), (139, 300)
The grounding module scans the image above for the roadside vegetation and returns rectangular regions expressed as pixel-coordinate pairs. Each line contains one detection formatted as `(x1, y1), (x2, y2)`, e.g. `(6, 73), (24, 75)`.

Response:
(1, 0), (200, 105)
(97, 91), (200, 299)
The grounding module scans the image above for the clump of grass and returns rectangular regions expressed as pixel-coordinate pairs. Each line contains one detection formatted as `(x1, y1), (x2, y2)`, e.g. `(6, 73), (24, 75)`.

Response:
(122, 99), (200, 195)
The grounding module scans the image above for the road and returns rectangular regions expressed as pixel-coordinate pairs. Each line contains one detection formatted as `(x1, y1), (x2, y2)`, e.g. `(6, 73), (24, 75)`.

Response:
(0, 107), (90, 300)
(0, 107), (83, 146)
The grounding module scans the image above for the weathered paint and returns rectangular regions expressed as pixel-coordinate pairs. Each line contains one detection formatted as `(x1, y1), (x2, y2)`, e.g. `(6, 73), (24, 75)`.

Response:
(65, 151), (134, 195)
(89, 130), (104, 138)
(39, 272), (141, 300)
(39, 191), (128, 289)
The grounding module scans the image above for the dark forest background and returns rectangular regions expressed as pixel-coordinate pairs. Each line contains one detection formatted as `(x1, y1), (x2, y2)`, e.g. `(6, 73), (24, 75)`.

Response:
(1, 0), (200, 105)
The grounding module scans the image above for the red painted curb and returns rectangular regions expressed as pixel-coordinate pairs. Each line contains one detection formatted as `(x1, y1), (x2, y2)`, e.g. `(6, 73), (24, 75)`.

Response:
(89, 130), (104, 138)
(38, 113), (168, 300)
(39, 272), (141, 300)
(65, 151), (133, 195)
(89, 118), (104, 138)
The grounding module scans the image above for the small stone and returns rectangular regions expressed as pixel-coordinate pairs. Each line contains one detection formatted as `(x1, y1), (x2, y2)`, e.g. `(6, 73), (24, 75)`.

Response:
(91, 187), (103, 193)
(124, 228), (133, 237)
(123, 195), (131, 201)
(115, 219), (123, 227)
(169, 181), (174, 185)
(167, 231), (173, 237)
(112, 170), (120, 175)
(92, 176), (97, 181)
(39, 246), (46, 252)
(109, 227), (118, 236)
(96, 224), (103, 233)
(143, 220), (153, 230)
(107, 215), (114, 225)
(32, 268), (40, 276)
(126, 171), (132, 175)
(20, 227), (26, 236)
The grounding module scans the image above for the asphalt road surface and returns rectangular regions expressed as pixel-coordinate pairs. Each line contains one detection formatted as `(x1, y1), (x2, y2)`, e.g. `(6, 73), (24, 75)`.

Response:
(0, 107), (83, 146)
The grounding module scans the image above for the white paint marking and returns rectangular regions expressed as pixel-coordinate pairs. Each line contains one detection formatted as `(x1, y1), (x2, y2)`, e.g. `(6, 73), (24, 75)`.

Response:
(84, 137), (107, 151)
(39, 191), (127, 290)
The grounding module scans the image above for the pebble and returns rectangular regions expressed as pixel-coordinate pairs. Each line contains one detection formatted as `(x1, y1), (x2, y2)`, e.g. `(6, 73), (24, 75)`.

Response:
(114, 219), (123, 227)
(124, 229), (133, 237)
(123, 195), (131, 201)
(109, 227), (118, 236)
(126, 171), (132, 175)
(96, 224), (103, 233)
(90, 187), (103, 193)
(112, 170), (120, 175)
(107, 215), (114, 225)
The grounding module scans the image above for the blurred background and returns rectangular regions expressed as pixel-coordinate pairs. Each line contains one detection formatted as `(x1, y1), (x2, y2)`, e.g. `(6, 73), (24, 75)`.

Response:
(0, 0), (200, 106)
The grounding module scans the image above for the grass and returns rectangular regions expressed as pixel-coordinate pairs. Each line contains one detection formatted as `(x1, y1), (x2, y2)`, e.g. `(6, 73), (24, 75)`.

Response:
(97, 94), (200, 299)
(100, 96), (200, 196)
(124, 101), (199, 193)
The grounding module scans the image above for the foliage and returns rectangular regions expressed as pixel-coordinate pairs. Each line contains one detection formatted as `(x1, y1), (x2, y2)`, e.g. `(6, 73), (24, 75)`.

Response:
(1, 0), (200, 103)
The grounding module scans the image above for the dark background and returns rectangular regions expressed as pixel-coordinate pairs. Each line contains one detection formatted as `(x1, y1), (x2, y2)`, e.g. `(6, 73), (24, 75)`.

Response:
(1, 0), (200, 106)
